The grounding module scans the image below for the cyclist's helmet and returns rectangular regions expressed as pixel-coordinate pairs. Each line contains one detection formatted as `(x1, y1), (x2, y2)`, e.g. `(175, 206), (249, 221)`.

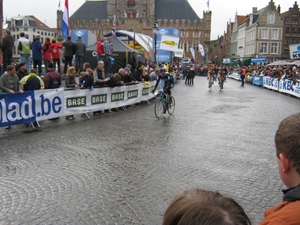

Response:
(159, 68), (166, 73)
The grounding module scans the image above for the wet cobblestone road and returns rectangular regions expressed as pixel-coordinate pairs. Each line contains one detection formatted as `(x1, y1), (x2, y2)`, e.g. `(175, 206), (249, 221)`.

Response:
(1, 77), (300, 225)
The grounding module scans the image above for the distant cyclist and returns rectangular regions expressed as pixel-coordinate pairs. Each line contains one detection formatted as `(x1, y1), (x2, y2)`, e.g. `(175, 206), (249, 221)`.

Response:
(152, 68), (173, 98)
(207, 67), (214, 88)
(218, 69), (226, 89)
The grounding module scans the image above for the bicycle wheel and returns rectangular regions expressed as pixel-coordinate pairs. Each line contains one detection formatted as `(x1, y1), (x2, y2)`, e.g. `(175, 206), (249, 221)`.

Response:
(167, 97), (175, 115)
(154, 99), (164, 118)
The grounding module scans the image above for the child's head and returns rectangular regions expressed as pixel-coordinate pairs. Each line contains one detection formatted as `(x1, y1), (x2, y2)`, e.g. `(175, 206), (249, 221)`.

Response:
(163, 188), (251, 225)
(86, 68), (93, 76)
(275, 113), (300, 187)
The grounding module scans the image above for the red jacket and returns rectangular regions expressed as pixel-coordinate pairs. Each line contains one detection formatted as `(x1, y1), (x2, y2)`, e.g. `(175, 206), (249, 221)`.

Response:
(42, 41), (53, 61)
(97, 40), (105, 55)
(51, 43), (63, 60)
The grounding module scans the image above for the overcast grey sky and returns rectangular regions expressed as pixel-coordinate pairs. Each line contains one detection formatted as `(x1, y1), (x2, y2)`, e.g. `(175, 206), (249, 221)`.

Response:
(3, 0), (297, 40)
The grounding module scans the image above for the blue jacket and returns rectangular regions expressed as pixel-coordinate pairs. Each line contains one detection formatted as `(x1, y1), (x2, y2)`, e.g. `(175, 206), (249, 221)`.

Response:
(31, 38), (42, 60)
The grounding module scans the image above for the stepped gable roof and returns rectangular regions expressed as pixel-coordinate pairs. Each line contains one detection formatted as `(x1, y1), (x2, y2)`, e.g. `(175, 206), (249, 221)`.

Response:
(70, 0), (107, 21)
(155, 0), (200, 21)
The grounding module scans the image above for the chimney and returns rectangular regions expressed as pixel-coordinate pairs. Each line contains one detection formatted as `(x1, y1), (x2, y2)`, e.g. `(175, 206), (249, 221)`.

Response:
(277, 4), (281, 13)
(252, 7), (257, 13)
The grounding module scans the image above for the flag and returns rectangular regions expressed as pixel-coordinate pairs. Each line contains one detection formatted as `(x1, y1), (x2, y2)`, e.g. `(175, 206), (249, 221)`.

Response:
(206, 0), (209, 8)
(62, 0), (69, 39)
(112, 15), (116, 35)
(199, 44), (206, 59)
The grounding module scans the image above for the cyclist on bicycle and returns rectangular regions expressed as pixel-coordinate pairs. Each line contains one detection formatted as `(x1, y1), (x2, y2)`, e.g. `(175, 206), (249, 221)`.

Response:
(218, 69), (226, 89)
(152, 68), (173, 98)
(207, 67), (214, 88)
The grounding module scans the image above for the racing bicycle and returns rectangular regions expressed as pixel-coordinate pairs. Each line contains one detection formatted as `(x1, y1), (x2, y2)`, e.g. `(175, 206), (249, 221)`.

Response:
(154, 91), (175, 118)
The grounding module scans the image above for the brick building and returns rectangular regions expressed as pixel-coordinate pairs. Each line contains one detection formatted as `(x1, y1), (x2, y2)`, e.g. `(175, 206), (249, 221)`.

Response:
(56, 0), (212, 63)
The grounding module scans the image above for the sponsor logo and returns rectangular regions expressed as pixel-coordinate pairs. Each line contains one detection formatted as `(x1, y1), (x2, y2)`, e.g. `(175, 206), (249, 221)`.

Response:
(162, 40), (177, 47)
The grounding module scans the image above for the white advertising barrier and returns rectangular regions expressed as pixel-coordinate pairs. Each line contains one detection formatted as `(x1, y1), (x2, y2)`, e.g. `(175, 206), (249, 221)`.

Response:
(263, 77), (279, 91)
(0, 82), (157, 127)
(228, 72), (240, 81)
(279, 79), (300, 98)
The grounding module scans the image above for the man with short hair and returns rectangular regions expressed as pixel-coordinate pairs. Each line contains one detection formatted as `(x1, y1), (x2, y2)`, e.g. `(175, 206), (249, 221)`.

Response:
(74, 36), (86, 74)
(31, 34), (43, 76)
(104, 37), (113, 75)
(20, 68), (44, 91)
(16, 63), (28, 80)
(17, 32), (31, 71)
(2, 29), (14, 73)
(43, 62), (61, 89)
(62, 35), (75, 74)
(0, 65), (24, 94)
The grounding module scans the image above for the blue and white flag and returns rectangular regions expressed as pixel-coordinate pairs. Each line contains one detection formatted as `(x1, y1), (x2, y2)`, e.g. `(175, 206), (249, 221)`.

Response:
(199, 44), (206, 60)
(62, 0), (69, 39)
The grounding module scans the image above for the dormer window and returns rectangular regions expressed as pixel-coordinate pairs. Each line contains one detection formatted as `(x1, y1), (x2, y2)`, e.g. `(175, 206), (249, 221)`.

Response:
(267, 12), (275, 24)
(127, 13), (136, 18)
(23, 18), (29, 26)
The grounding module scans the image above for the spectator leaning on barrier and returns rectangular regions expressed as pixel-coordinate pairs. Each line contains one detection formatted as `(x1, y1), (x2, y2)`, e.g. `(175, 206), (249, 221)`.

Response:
(20, 68), (44, 91)
(16, 63), (28, 81)
(17, 32), (31, 71)
(0, 65), (24, 94)
(93, 60), (110, 86)
(163, 188), (251, 225)
(80, 68), (94, 89)
(65, 66), (79, 89)
(43, 62), (61, 89)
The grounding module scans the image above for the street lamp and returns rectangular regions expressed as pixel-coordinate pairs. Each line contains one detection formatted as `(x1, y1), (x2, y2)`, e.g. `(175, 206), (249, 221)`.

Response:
(152, 18), (158, 65)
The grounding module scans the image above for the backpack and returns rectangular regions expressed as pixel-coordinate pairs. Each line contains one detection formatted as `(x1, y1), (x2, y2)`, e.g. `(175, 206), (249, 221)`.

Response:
(49, 76), (61, 89)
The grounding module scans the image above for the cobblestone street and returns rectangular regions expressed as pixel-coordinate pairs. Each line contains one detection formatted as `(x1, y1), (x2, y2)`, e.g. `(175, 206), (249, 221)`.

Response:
(1, 77), (300, 225)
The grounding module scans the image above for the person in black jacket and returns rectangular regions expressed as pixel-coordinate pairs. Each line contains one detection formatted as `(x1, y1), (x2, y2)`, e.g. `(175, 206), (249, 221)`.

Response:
(2, 29), (14, 73)
(62, 35), (75, 74)
(129, 50), (137, 75)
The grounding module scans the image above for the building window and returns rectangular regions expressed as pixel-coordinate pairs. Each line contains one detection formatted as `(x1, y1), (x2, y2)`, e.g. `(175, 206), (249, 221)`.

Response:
(127, 0), (135, 6)
(293, 14), (298, 21)
(24, 27), (28, 31)
(286, 27), (290, 32)
(267, 12), (275, 24)
(261, 43), (267, 53)
(262, 29), (268, 39)
(17, 28), (19, 31)
(181, 31), (188, 38)
(127, 13), (136, 18)
(193, 31), (200, 37)
(193, 41), (199, 52)
(292, 27), (295, 32)
(33, 28), (35, 32)
(272, 29), (278, 39)
(271, 43), (278, 54)
(23, 18), (29, 26)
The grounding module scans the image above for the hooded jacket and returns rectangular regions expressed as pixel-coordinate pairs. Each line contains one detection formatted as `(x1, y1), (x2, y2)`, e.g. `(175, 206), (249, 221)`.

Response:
(51, 42), (63, 60)
(31, 38), (42, 60)
(259, 184), (300, 225)
(42, 41), (53, 62)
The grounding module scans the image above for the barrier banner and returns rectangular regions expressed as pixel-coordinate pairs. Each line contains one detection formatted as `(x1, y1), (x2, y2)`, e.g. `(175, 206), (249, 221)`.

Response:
(0, 83), (157, 128)
(228, 72), (240, 81)
(252, 75), (263, 86)
(279, 79), (300, 98)
(0, 88), (65, 127)
(263, 77), (279, 91)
